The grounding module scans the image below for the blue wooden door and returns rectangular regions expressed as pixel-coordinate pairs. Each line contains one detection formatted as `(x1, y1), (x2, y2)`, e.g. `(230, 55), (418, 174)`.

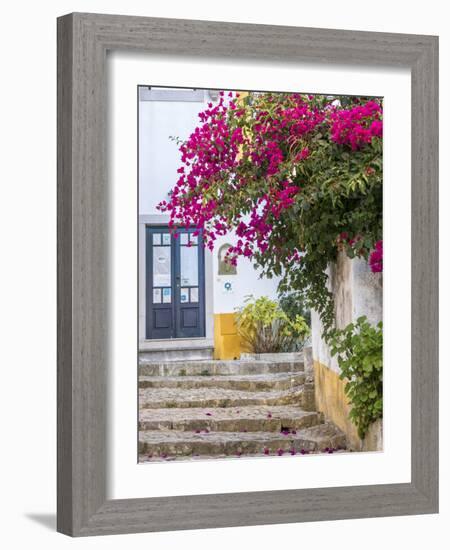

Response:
(146, 227), (205, 339)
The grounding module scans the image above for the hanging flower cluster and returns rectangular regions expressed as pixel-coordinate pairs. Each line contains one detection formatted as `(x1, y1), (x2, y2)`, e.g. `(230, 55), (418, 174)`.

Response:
(158, 92), (243, 242)
(330, 100), (383, 150)
(247, 95), (324, 176)
(369, 240), (383, 273)
(159, 92), (334, 262)
(157, 91), (383, 332)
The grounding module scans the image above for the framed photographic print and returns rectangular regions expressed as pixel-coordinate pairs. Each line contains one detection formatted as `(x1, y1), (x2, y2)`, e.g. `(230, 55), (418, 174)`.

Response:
(57, 13), (438, 536)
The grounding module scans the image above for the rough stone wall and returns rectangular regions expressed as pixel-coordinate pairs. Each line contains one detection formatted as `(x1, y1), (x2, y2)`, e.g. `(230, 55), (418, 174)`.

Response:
(311, 251), (383, 451)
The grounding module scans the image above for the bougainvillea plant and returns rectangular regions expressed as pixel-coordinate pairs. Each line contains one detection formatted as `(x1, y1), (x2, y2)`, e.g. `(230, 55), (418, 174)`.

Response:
(158, 91), (383, 336)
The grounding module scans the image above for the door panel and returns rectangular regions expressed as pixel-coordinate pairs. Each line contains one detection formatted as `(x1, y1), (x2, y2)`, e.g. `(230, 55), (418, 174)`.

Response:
(175, 228), (205, 338)
(146, 228), (174, 339)
(145, 226), (205, 339)
(182, 308), (198, 328)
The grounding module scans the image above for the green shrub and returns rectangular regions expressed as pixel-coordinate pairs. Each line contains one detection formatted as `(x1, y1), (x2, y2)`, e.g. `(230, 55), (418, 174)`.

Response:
(236, 295), (310, 354)
(278, 291), (311, 328)
(329, 316), (383, 439)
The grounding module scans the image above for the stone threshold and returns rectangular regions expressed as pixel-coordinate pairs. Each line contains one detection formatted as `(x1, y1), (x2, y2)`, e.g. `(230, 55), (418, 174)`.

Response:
(139, 337), (214, 352)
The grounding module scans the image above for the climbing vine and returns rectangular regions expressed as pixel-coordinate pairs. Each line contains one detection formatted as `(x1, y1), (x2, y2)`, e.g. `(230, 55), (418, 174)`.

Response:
(329, 317), (383, 439)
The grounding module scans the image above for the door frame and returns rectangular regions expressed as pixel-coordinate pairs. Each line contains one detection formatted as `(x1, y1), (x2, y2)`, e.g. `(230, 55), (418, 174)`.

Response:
(138, 215), (214, 346)
(145, 224), (206, 340)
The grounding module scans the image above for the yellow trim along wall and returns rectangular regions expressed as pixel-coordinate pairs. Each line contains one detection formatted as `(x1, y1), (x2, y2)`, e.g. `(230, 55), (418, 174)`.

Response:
(313, 360), (382, 451)
(214, 313), (242, 360)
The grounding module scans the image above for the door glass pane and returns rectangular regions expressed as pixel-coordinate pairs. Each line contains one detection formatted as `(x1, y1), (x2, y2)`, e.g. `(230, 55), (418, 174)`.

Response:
(162, 233), (171, 245)
(190, 234), (198, 245)
(162, 288), (171, 303)
(153, 247), (171, 287)
(153, 288), (161, 303)
(180, 246), (198, 286)
(190, 287), (199, 302)
(180, 288), (189, 303)
(180, 233), (188, 245)
(152, 233), (161, 245)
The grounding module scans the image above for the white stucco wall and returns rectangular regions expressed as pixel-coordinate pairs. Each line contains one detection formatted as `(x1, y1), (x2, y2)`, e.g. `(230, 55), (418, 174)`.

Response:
(138, 87), (280, 315)
(311, 252), (383, 374)
(212, 233), (280, 314)
(311, 252), (383, 450)
(139, 91), (207, 215)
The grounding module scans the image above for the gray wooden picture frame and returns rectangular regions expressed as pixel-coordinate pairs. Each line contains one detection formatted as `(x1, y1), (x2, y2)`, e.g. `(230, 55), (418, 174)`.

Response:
(57, 12), (438, 537)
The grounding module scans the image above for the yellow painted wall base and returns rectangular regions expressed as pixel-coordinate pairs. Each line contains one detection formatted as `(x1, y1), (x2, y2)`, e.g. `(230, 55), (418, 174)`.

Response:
(313, 361), (382, 451)
(214, 313), (242, 360)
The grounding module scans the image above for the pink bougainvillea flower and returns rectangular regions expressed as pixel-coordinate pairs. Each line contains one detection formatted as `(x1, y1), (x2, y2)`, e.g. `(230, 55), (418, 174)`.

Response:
(330, 100), (382, 150)
(369, 240), (383, 273)
(277, 448), (284, 456)
(295, 146), (310, 161)
(267, 412), (272, 419)
(205, 412), (212, 416)
(290, 448), (297, 456)
(263, 447), (270, 455)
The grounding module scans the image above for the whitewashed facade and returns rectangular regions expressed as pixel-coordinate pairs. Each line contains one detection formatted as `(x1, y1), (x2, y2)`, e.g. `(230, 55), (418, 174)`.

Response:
(138, 87), (280, 351)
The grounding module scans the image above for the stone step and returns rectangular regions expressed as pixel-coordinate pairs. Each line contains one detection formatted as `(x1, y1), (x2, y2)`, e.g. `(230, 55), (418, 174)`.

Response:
(240, 352), (304, 362)
(139, 385), (314, 411)
(139, 422), (346, 458)
(139, 405), (322, 432)
(139, 372), (306, 391)
(139, 345), (214, 363)
(139, 359), (304, 377)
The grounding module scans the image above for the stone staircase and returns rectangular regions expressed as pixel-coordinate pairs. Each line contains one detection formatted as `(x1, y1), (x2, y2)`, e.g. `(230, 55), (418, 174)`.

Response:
(139, 353), (346, 461)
